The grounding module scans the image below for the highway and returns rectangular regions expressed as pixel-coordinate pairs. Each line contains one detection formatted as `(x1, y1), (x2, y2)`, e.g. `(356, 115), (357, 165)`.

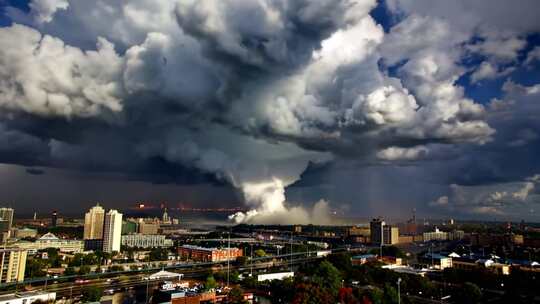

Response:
(0, 248), (353, 300)
(47, 258), (310, 299)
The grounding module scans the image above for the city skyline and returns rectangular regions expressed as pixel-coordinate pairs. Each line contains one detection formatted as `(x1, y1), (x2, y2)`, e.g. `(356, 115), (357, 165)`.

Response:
(0, 1), (540, 223)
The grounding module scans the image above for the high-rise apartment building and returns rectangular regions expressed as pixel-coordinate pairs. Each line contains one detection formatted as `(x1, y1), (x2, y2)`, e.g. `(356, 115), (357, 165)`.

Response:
(0, 248), (27, 283)
(51, 210), (58, 227)
(370, 218), (385, 246)
(383, 226), (399, 245)
(83, 204), (105, 240)
(103, 210), (122, 253)
(0, 208), (14, 242)
(0, 208), (14, 229)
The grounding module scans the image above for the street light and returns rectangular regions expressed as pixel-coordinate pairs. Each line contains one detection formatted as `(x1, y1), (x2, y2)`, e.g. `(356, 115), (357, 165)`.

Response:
(250, 243), (254, 277)
(44, 274), (49, 291)
(145, 277), (155, 304)
(290, 231), (293, 272)
(397, 277), (402, 304)
(227, 229), (231, 287)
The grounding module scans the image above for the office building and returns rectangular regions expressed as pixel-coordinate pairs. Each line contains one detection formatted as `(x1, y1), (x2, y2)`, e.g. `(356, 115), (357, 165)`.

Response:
(139, 220), (159, 235)
(178, 245), (243, 262)
(15, 233), (84, 254)
(398, 235), (413, 244)
(84, 239), (104, 251)
(0, 248), (27, 283)
(122, 220), (138, 234)
(121, 234), (173, 248)
(423, 228), (448, 242)
(11, 228), (38, 239)
(383, 226), (399, 245)
(448, 230), (465, 241)
(370, 218), (385, 246)
(347, 226), (370, 237)
(420, 253), (452, 270)
(51, 210), (58, 227)
(103, 210), (122, 253)
(83, 204), (105, 240)
(0, 208), (14, 230)
(0, 208), (14, 242)
(0, 220), (10, 243)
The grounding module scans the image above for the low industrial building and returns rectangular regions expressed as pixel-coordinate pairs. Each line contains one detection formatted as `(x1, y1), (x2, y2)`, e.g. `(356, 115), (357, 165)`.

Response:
(0, 291), (56, 304)
(419, 253), (453, 270)
(423, 228), (448, 242)
(452, 257), (511, 275)
(11, 228), (38, 239)
(121, 234), (173, 248)
(257, 272), (294, 282)
(14, 232), (84, 253)
(398, 235), (414, 244)
(138, 221), (160, 235)
(178, 245), (243, 262)
(351, 254), (378, 265)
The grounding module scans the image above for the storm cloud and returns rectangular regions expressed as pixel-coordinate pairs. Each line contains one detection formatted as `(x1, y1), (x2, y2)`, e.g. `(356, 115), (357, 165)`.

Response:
(1, 0), (540, 221)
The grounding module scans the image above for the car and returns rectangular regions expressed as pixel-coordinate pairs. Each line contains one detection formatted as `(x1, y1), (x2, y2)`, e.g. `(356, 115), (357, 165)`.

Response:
(75, 279), (89, 284)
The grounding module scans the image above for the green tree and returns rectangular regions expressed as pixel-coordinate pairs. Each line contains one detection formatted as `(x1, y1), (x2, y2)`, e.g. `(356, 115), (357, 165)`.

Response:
(327, 253), (352, 277)
(230, 270), (241, 283)
(365, 288), (384, 304)
(45, 248), (62, 267)
(312, 261), (342, 297)
(254, 249), (266, 257)
(228, 286), (248, 304)
(63, 267), (76, 276)
(109, 265), (124, 272)
(78, 265), (91, 275)
(25, 259), (46, 277)
(81, 286), (103, 302)
(149, 248), (168, 261)
(205, 275), (217, 291)
(457, 282), (482, 304)
(383, 283), (398, 304)
(267, 278), (295, 303)
(236, 256), (248, 266)
(214, 271), (226, 281)
(242, 275), (258, 289)
(69, 253), (81, 266)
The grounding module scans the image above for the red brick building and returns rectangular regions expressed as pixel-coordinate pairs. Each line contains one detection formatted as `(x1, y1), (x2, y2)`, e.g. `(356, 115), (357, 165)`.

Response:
(178, 245), (243, 262)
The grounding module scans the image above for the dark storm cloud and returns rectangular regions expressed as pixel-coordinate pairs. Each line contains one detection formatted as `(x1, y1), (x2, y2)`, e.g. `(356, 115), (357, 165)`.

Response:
(25, 167), (45, 175)
(0, 0), (540, 220)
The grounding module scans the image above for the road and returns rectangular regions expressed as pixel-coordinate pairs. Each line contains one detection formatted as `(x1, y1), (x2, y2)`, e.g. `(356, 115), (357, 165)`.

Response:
(39, 256), (319, 303)
(1, 249), (336, 302)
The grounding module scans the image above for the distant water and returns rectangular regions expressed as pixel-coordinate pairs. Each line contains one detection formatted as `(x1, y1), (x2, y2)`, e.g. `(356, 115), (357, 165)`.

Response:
(124, 210), (234, 229)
